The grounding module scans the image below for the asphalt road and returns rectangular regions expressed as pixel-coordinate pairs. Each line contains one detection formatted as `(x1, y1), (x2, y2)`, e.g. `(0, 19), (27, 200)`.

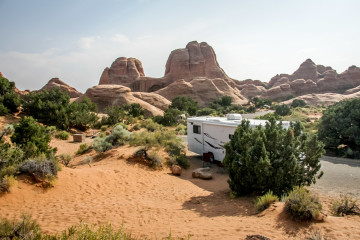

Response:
(181, 135), (360, 198)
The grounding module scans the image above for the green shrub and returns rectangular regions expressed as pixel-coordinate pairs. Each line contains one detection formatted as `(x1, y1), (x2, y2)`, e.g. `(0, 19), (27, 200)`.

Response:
(223, 118), (324, 196)
(11, 116), (56, 159)
(46, 126), (57, 136)
(176, 124), (187, 135)
(0, 165), (17, 180)
(170, 95), (199, 115)
(130, 129), (185, 157)
(58, 154), (72, 166)
(275, 104), (292, 116)
(141, 119), (161, 132)
(331, 195), (360, 216)
(291, 99), (306, 108)
(0, 75), (21, 115)
(254, 191), (279, 212)
(101, 125), (108, 131)
(246, 105), (256, 113)
(75, 143), (91, 155)
(93, 137), (113, 153)
(147, 152), (163, 169)
(55, 130), (70, 140)
(175, 154), (190, 169)
(285, 187), (322, 221)
(196, 107), (216, 116)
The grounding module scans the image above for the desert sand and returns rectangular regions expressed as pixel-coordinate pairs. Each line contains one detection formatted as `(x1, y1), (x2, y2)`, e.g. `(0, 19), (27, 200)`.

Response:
(1, 137), (360, 240)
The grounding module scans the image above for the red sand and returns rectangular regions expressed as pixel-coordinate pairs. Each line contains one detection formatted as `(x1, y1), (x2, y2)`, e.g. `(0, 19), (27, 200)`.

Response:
(1, 139), (360, 239)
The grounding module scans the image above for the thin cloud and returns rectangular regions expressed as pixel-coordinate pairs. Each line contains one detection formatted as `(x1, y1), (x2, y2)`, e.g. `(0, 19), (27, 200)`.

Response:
(111, 34), (130, 44)
(78, 36), (98, 49)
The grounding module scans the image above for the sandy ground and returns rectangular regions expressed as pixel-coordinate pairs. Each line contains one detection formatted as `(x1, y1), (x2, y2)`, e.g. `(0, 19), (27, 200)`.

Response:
(0, 137), (359, 240)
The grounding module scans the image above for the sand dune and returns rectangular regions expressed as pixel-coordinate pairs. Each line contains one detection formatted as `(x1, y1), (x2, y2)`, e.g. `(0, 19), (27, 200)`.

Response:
(1, 140), (360, 239)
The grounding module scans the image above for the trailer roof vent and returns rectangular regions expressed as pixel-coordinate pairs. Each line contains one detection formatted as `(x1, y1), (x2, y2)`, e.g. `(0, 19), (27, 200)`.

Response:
(226, 114), (242, 120)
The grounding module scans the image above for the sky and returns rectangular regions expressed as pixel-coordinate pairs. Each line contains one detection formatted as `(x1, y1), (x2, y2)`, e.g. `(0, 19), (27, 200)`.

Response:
(0, 0), (359, 92)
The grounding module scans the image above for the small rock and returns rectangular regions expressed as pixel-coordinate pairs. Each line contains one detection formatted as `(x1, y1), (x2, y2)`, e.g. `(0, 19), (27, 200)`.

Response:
(192, 167), (212, 180)
(171, 165), (182, 176)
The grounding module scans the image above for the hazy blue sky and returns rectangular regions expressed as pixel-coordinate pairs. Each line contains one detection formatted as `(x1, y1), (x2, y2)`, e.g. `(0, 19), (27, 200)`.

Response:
(0, 0), (359, 92)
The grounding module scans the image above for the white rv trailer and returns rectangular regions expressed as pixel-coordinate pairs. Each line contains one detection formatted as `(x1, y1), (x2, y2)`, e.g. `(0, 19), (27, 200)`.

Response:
(187, 114), (291, 162)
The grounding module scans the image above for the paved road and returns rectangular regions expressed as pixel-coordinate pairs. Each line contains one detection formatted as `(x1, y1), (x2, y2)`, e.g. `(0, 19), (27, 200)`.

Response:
(181, 135), (360, 197)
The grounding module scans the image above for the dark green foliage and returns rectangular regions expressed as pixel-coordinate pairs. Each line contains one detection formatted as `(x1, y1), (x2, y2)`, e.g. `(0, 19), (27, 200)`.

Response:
(22, 88), (70, 129)
(318, 98), (360, 158)
(250, 97), (272, 108)
(212, 96), (233, 107)
(121, 103), (145, 118)
(223, 118), (324, 196)
(275, 104), (292, 116)
(11, 117), (55, 159)
(246, 106), (256, 113)
(0, 76), (21, 115)
(285, 187), (322, 221)
(170, 96), (199, 115)
(196, 107), (216, 116)
(68, 97), (98, 131)
(291, 99), (307, 108)
(161, 108), (182, 126)
(284, 94), (296, 101)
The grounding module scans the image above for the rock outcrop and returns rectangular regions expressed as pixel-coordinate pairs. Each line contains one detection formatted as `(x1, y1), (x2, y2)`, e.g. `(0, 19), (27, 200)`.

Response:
(262, 59), (360, 101)
(155, 78), (247, 106)
(41, 78), (82, 98)
(82, 85), (167, 117)
(96, 41), (247, 107)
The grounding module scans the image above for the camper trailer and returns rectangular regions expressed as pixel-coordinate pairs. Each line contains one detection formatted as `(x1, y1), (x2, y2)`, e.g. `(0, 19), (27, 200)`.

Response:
(187, 114), (291, 162)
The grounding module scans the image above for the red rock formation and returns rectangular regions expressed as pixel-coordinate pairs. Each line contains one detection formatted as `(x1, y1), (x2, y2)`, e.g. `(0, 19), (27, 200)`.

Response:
(240, 84), (266, 98)
(83, 85), (167, 117)
(40, 78), (82, 98)
(164, 41), (229, 81)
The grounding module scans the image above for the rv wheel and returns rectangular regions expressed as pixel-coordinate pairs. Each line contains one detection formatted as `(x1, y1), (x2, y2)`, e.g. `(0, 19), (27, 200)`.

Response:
(209, 153), (215, 163)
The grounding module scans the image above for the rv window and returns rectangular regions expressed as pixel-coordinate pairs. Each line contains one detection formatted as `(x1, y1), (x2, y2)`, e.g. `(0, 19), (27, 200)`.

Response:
(193, 125), (201, 134)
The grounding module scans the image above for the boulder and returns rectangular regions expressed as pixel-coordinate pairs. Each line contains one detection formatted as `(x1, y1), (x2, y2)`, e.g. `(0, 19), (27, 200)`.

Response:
(82, 85), (164, 117)
(338, 65), (360, 90)
(317, 70), (339, 92)
(40, 78), (82, 98)
(240, 84), (266, 98)
(261, 84), (292, 100)
(272, 77), (290, 88)
(267, 74), (290, 89)
(171, 165), (182, 176)
(192, 167), (213, 180)
(132, 92), (171, 111)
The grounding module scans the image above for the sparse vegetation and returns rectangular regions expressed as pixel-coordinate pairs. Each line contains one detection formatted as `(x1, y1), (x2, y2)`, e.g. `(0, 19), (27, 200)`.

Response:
(75, 143), (91, 155)
(58, 154), (72, 167)
(175, 154), (190, 169)
(93, 125), (131, 153)
(54, 130), (70, 140)
(331, 195), (360, 216)
(254, 191), (279, 212)
(274, 104), (292, 116)
(147, 151), (164, 169)
(285, 187), (322, 221)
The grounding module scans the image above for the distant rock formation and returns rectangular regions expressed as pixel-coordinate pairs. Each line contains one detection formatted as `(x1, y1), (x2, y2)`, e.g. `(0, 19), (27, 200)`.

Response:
(83, 85), (170, 117)
(40, 78), (82, 98)
(96, 41), (247, 107)
(262, 59), (360, 100)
